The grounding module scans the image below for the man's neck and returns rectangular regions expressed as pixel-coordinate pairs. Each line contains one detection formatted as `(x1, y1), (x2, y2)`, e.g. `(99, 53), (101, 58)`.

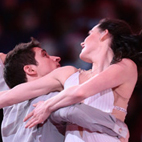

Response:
(27, 75), (41, 82)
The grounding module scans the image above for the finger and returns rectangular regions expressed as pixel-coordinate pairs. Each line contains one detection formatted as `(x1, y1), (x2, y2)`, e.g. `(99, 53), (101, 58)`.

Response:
(26, 117), (42, 128)
(23, 111), (34, 122)
(28, 121), (39, 128)
(25, 117), (37, 128)
(33, 103), (37, 107)
(33, 101), (43, 107)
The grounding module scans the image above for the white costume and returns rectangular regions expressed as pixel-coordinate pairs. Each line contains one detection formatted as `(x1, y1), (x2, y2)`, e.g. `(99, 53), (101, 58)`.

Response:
(0, 59), (65, 142)
(0, 59), (127, 141)
(0, 58), (9, 91)
(64, 71), (121, 142)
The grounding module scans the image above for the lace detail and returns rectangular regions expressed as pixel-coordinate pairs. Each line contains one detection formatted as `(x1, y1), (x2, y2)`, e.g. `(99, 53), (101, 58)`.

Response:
(113, 106), (127, 114)
(78, 68), (86, 73)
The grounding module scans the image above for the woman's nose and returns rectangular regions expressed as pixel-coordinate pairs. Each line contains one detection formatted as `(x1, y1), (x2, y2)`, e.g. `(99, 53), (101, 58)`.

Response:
(81, 42), (84, 47)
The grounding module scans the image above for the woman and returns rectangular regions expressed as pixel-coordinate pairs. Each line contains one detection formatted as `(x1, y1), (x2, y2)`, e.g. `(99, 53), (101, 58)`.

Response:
(1, 18), (142, 141)
(24, 18), (142, 142)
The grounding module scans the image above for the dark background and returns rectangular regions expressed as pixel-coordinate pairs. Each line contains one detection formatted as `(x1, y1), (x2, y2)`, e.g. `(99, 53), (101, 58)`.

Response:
(0, 0), (142, 142)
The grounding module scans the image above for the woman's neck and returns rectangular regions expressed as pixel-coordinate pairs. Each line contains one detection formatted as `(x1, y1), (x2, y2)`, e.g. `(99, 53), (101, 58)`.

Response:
(91, 45), (113, 73)
(92, 55), (113, 73)
(91, 63), (109, 74)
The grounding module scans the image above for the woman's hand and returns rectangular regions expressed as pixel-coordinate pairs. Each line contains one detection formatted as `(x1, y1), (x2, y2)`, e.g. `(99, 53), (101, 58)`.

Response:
(24, 101), (51, 128)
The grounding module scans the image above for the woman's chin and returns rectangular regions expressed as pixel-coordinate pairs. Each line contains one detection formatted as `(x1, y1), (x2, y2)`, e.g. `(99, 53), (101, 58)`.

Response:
(80, 55), (92, 63)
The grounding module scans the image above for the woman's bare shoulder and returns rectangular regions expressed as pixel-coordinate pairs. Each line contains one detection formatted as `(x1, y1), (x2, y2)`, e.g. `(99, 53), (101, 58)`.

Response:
(117, 58), (138, 86)
(54, 65), (78, 74)
(50, 65), (78, 85)
(119, 58), (137, 68)
(116, 58), (137, 75)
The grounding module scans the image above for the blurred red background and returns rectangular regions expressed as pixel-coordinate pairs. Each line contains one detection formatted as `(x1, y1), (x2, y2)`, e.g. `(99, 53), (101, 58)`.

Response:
(0, 0), (142, 141)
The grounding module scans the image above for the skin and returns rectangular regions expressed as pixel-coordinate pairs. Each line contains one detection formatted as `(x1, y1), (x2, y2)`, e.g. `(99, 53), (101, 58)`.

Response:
(0, 53), (6, 63)
(0, 25), (135, 141)
(24, 47), (61, 82)
(0, 48), (62, 103)
(24, 25), (137, 125)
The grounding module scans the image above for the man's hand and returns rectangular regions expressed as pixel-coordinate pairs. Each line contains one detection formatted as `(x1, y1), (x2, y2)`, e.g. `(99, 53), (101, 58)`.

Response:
(120, 130), (129, 142)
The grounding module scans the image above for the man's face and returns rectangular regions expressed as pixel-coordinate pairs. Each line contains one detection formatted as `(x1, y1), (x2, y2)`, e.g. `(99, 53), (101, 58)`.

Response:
(33, 47), (61, 77)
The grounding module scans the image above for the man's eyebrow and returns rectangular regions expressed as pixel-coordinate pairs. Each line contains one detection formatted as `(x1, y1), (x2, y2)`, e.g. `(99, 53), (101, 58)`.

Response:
(41, 49), (50, 57)
(41, 49), (46, 53)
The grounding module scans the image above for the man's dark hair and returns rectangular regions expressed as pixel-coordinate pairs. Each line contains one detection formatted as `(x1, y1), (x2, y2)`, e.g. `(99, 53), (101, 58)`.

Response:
(4, 37), (41, 88)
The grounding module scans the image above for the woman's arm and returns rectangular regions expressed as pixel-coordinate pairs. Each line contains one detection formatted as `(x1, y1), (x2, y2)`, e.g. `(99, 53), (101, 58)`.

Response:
(43, 59), (137, 112)
(0, 91), (7, 96)
(24, 59), (137, 127)
(0, 66), (77, 108)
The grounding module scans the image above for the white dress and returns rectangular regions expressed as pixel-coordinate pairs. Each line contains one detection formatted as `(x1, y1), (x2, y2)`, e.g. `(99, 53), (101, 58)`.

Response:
(64, 71), (120, 142)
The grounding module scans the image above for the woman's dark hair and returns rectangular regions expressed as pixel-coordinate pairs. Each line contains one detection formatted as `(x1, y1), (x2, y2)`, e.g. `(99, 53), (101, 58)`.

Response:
(98, 18), (142, 68)
(4, 37), (41, 88)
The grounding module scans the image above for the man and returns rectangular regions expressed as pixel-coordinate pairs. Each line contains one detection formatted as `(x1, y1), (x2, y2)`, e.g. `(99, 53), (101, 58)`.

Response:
(2, 38), (127, 142)
(1, 51), (66, 142)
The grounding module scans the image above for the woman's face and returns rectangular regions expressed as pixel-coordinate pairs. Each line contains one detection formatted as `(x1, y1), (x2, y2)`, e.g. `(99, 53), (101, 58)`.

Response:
(80, 25), (103, 63)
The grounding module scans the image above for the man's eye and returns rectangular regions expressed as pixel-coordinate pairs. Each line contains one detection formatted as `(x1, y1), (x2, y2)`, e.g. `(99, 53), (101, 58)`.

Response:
(44, 53), (50, 58)
(42, 52), (47, 56)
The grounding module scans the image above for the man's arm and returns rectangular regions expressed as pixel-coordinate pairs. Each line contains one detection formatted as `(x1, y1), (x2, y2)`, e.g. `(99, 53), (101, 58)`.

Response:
(50, 103), (128, 139)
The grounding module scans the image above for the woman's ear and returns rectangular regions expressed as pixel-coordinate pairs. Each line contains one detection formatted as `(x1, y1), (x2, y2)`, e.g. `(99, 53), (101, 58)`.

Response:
(100, 29), (109, 41)
(23, 65), (37, 76)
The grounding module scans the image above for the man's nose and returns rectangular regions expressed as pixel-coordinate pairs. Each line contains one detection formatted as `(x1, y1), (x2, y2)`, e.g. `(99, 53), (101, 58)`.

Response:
(51, 56), (61, 62)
